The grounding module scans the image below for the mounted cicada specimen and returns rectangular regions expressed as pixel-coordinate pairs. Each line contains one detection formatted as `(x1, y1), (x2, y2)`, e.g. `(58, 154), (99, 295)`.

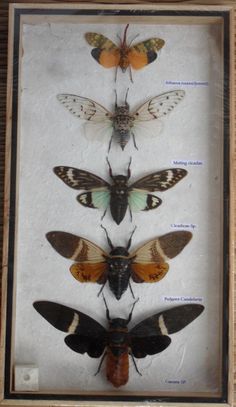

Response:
(57, 89), (185, 151)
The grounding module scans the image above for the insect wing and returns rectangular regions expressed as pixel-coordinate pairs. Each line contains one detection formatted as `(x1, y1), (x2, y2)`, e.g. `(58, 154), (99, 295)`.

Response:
(54, 166), (110, 190)
(78, 189), (110, 210)
(132, 90), (185, 121)
(46, 231), (107, 263)
(132, 231), (192, 264)
(128, 38), (165, 70)
(33, 301), (106, 338)
(85, 33), (120, 68)
(130, 304), (204, 337)
(65, 334), (106, 358)
(70, 263), (107, 285)
(128, 190), (162, 212)
(131, 263), (169, 283)
(131, 335), (171, 358)
(57, 94), (113, 122)
(130, 168), (187, 192)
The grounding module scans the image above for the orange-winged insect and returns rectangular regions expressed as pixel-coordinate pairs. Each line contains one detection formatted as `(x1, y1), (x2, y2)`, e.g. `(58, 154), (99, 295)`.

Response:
(46, 228), (192, 300)
(85, 24), (165, 82)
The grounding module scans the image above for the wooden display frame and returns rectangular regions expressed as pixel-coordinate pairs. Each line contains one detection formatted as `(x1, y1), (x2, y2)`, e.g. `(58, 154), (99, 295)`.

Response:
(0, 2), (235, 406)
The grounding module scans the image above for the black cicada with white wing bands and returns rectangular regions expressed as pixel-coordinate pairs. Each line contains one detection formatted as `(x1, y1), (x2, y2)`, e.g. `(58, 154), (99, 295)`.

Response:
(53, 159), (187, 225)
(57, 89), (185, 151)
(33, 299), (204, 387)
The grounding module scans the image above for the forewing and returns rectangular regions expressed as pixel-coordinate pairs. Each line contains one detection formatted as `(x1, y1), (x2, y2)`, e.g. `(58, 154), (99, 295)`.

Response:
(132, 231), (192, 264)
(57, 94), (113, 122)
(85, 32), (117, 50)
(131, 335), (171, 358)
(78, 190), (110, 209)
(130, 168), (187, 192)
(54, 166), (109, 190)
(33, 301), (106, 338)
(131, 304), (204, 337)
(131, 263), (169, 283)
(70, 263), (107, 284)
(46, 231), (106, 263)
(132, 90), (185, 121)
(65, 334), (106, 358)
(128, 190), (162, 212)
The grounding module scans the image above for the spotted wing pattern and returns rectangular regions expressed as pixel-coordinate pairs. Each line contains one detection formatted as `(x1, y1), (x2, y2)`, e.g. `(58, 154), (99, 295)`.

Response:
(57, 94), (113, 122)
(132, 90), (185, 121)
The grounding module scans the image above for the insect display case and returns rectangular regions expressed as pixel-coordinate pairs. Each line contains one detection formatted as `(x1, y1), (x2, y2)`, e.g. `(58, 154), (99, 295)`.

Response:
(1, 2), (234, 406)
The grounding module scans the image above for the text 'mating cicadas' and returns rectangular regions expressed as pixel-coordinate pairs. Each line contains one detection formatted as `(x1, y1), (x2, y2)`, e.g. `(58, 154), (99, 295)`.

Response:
(33, 298), (204, 387)
(85, 24), (165, 82)
(46, 226), (192, 300)
(53, 159), (187, 225)
(57, 89), (185, 151)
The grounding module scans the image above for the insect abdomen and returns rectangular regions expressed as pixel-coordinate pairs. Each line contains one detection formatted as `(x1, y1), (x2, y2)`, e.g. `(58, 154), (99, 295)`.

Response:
(108, 264), (130, 300)
(106, 349), (129, 387)
(110, 191), (128, 225)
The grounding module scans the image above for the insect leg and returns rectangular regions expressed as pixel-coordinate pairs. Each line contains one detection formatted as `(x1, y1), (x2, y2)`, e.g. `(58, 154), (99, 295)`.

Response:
(130, 352), (142, 376)
(101, 224), (114, 249)
(131, 131), (138, 150)
(102, 294), (111, 321)
(129, 66), (134, 83)
(128, 282), (135, 299)
(115, 66), (118, 83)
(127, 297), (139, 323)
(114, 89), (118, 108)
(125, 88), (129, 105)
(97, 281), (106, 297)
(126, 225), (137, 250)
(127, 156), (132, 179)
(106, 156), (113, 178)
(128, 205), (133, 222)
(108, 135), (113, 153)
(101, 207), (108, 221)
(94, 351), (107, 376)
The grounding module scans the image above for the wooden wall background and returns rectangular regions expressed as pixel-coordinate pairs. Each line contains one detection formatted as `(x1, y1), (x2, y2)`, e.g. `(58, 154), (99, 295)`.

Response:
(0, 0), (234, 405)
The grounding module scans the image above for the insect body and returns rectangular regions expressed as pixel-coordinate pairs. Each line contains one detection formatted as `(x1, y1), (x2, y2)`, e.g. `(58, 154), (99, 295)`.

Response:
(53, 159), (187, 225)
(85, 24), (165, 82)
(33, 299), (204, 387)
(57, 89), (185, 151)
(46, 227), (192, 300)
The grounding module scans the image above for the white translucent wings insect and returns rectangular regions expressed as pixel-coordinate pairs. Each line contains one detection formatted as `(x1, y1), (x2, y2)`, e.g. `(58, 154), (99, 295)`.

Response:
(57, 94), (113, 122)
(132, 90), (185, 121)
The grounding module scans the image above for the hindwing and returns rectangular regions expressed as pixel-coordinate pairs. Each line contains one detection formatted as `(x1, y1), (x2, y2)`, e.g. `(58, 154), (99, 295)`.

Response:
(70, 263), (108, 284)
(128, 38), (165, 70)
(131, 263), (169, 283)
(128, 190), (162, 212)
(65, 334), (107, 358)
(130, 335), (171, 358)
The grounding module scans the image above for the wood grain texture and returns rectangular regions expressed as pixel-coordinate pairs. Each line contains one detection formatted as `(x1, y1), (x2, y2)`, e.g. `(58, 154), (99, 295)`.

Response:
(0, 1), (234, 405)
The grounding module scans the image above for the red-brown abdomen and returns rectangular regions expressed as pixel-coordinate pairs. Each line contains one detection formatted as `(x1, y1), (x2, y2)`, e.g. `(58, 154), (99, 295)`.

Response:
(106, 349), (129, 387)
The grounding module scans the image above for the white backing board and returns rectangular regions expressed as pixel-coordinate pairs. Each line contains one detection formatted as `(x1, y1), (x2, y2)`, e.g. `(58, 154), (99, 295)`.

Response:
(14, 20), (224, 394)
